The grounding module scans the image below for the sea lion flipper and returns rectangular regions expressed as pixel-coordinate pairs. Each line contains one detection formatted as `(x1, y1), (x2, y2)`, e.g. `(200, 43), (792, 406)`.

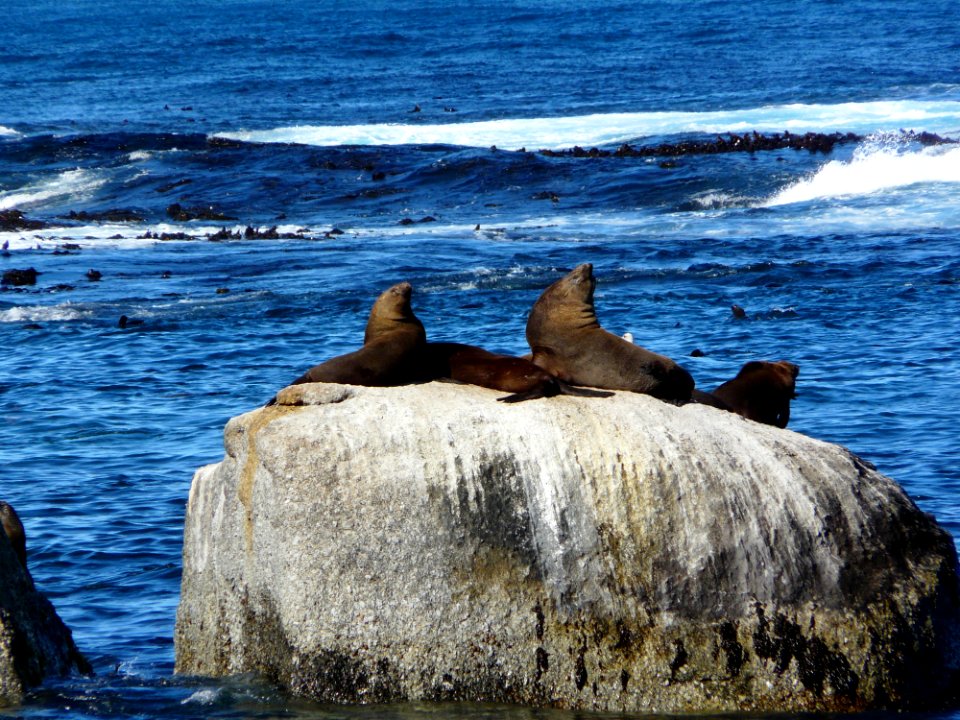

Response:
(496, 387), (552, 403)
(436, 377), (469, 386)
(497, 380), (613, 402)
(555, 381), (614, 399)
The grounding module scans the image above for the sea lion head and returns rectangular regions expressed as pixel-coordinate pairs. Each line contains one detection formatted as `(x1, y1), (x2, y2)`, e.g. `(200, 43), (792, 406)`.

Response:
(739, 360), (799, 397)
(550, 262), (597, 307)
(0, 500), (27, 570)
(715, 359), (799, 427)
(364, 281), (425, 343)
(527, 263), (600, 342)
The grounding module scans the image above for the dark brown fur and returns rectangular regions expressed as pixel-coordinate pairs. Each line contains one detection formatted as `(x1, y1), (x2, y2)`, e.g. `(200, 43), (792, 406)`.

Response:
(1, 500), (27, 569)
(525, 263), (694, 401)
(421, 342), (613, 402)
(707, 360), (799, 428)
(691, 388), (732, 411)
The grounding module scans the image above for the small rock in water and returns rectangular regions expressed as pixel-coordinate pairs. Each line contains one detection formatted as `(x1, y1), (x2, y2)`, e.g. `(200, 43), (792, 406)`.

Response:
(2, 268), (40, 286)
(0, 209), (46, 231)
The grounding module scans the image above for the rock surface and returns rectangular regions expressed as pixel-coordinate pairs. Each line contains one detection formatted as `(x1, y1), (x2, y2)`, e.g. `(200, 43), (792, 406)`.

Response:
(0, 517), (90, 706)
(175, 382), (960, 712)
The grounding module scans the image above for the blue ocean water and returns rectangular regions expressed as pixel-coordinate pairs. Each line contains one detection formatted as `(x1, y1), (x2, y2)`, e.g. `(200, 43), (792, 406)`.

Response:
(1, 0), (959, 717)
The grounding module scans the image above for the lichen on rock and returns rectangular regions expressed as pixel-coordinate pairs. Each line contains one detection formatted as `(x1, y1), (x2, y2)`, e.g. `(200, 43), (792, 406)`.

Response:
(174, 382), (960, 712)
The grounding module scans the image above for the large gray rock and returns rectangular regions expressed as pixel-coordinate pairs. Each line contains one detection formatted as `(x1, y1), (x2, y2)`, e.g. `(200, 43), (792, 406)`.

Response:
(174, 382), (960, 712)
(0, 508), (90, 706)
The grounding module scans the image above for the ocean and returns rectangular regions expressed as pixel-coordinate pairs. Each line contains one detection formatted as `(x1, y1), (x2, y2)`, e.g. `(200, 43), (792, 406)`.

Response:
(1, 0), (959, 717)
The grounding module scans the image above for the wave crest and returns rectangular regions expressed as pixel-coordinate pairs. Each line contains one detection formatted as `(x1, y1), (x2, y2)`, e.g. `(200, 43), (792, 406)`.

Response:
(763, 138), (960, 207)
(213, 99), (960, 150)
(0, 303), (92, 323)
(0, 169), (107, 211)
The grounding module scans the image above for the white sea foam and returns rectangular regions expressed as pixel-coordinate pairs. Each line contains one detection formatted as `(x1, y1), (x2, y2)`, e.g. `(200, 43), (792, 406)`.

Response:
(0, 221), (323, 252)
(214, 100), (960, 150)
(690, 191), (747, 210)
(763, 142), (960, 207)
(0, 169), (107, 211)
(0, 223), (189, 251)
(181, 687), (223, 705)
(0, 126), (19, 138)
(0, 303), (93, 323)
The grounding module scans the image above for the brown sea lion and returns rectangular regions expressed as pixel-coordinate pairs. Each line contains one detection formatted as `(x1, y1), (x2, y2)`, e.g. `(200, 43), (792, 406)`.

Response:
(691, 388), (732, 411)
(707, 360), (799, 428)
(0, 500), (27, 569)
(270, 282), (426, 402)
(525, 263), (694, 401)
(421, 342), (613, 402)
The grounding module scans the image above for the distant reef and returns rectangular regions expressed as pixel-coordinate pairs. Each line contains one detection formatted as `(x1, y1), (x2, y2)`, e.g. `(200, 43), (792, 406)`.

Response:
(538, 130), (955, 159)
(0, 209), (46, 232)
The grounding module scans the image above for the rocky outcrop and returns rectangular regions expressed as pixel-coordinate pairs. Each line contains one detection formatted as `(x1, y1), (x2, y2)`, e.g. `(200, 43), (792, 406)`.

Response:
(0, 209), (46, 232)
(174, 382), (960, 712)
(537, 130), (956, 160)
(0, 509), (90, 706)
(165, 203), (236, 222)
(1, 268), (40, 287)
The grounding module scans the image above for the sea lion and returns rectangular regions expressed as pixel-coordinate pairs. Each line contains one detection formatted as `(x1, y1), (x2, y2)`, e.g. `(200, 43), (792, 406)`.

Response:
(421, 342), (613, 402)
(0, 500), (27, 569)
(525, 263), (694, 401)
(706, 360), (799, 428)
(274, 281), (426, 398)
(691, 388), (732, 411)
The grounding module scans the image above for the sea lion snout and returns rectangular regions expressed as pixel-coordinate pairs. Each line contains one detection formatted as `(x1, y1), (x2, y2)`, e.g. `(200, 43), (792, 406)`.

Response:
(779, 360), (800, 379)
(389, 281), (413, 298)
(569, 263), (596, 293)
(570, 263), (593, 281)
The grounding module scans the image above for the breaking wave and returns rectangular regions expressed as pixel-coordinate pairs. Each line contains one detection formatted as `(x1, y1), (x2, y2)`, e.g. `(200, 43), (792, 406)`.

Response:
(764, 140), (960, 207)
(0, 169), (107, 211)
(214, 99), (960, 150)
(0, 303), (93, 323)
